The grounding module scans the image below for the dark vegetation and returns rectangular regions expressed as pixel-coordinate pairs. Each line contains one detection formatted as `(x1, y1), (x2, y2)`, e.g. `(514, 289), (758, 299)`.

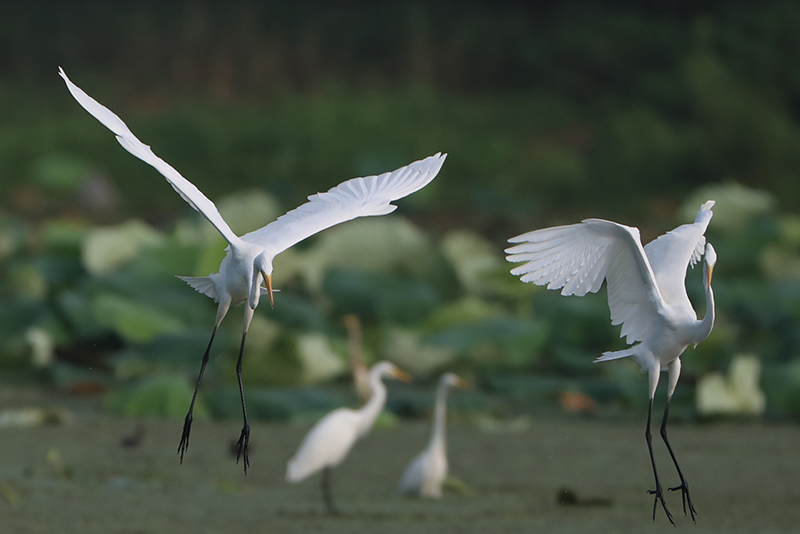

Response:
(1, 1), (799, 420)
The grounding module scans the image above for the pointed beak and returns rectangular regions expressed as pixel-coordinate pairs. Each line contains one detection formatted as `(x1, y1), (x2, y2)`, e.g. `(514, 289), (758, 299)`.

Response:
(706, 264), (714, 286)
(454, 377), (470, 390)
(265, 272), (274, 309)
(391, 367), (412, 383)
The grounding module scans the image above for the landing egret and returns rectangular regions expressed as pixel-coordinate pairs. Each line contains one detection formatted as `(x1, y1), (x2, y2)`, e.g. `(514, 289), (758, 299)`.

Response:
(398, 372), (467, 498)
(286, 361), (411, 515)
(59, 67), (445, 472)
(505, 201), (716, 524)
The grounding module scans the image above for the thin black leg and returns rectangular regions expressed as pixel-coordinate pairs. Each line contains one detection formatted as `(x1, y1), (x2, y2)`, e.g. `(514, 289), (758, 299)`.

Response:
(645, 398), (674, 525)
(321, 467), (340, 516)
(178, 326), (217, 463)
(235, 330), (250, 473)
(662, 399), (697, 522)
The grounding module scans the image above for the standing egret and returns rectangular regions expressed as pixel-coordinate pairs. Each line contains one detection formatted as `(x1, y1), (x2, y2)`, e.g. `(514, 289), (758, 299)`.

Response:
(59, 67), (445, 472)
(398, 372), (467, 498)
(286, 361), (411, 515)
(505, 201), (717, 524)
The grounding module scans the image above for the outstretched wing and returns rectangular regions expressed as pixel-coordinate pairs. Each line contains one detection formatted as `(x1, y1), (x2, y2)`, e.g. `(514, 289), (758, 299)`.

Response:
(643, 200), (714, 308)
(59, 67), (239, 246)
(506, 219), (665, 344)
(241, 153), (446, 255)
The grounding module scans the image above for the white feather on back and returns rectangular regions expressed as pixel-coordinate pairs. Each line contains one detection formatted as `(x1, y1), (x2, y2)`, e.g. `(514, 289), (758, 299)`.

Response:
(286, 409), (360, 482)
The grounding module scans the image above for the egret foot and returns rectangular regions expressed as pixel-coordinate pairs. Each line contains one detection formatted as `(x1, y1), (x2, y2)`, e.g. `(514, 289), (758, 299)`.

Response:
(648, 484), (674, 525)
(669, 481), (697, 522)
(177, 413), (193, 463)
(236, 424), (250, 473)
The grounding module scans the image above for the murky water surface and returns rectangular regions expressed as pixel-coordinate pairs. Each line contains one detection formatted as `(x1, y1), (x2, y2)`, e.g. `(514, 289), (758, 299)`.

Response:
(1, 390), (798, 533)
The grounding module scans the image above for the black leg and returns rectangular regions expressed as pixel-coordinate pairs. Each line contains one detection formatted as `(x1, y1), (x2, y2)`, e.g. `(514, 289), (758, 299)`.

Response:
(321, 467), (340, 516)
(234, 330), (250, 473)
(662, 399), (697, 522)
(178, 326), (217, 463)
(645, 398), (674, 525)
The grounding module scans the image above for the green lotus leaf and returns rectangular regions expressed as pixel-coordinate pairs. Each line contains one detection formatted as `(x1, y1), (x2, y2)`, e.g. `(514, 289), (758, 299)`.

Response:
(91, 293), (183, 343)
(82, 220), (165, 275)
(106, 374), (207, 418)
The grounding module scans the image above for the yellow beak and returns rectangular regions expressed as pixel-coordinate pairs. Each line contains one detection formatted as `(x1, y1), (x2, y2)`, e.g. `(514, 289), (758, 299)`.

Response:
(454, 377), (470, 390)
(391, 367), (412, 383)
(706, 265), (714, 287)
(265, 272), (274, 309)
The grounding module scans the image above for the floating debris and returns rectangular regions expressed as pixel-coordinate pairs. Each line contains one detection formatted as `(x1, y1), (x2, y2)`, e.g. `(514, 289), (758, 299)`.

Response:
(557, 487), (612, 507)
(0, 482), (18, 504)
(559, 390), (596, 414)
(0, 407), (73, 428)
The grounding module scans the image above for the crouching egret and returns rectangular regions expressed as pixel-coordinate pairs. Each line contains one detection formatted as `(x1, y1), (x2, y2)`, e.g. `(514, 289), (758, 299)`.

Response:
(286, 361), (411, 515)
(505, 201), (717, 524)
(398, 372), (467, 498)
(59, 67), (445, 473)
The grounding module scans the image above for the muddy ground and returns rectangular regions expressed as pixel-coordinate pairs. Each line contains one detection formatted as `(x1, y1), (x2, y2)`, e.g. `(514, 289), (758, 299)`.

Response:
(1, 387), (798, 533)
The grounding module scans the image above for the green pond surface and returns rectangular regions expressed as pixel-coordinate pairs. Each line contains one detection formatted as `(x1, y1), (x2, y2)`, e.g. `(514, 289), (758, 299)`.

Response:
(1, 388), (798, 533)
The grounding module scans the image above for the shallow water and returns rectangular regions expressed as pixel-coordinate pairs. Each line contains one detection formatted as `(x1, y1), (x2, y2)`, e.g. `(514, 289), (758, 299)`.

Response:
(1, 393), (798, 533)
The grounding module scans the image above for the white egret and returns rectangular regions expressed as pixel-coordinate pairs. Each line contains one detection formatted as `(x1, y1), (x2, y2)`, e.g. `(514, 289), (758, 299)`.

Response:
(505, 201), (717, 524)
(286, 361), (411, 515)
(59, 67), (445, 473)
(398, 372), (467, 498)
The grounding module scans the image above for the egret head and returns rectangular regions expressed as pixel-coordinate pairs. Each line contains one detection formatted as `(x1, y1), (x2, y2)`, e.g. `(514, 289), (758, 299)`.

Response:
(704, 243), (717, 285)
(253, 253), (274, 309)
(441, 372), (469, 390)
(372, 361), (412, 383)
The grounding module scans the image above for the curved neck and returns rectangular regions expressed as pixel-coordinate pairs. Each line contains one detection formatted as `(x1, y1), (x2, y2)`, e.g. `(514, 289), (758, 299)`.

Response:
(356, 371), (387, 436)
(429, 383), (450, 451)
(693, 263), (715, 343)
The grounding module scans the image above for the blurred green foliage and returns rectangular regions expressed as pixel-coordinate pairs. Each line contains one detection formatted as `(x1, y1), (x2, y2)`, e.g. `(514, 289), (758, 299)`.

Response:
(1, 1), (799, 420)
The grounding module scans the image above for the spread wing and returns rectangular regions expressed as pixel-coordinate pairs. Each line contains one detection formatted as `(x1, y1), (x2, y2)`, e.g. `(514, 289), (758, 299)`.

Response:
(241, 153), (446, 255)
(59, 67), (239, 246)
(643, 200), (715, 308)
(506, 219), (665, 344)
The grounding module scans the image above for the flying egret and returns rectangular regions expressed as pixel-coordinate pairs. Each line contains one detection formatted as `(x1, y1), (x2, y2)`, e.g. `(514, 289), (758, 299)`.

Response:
(505, 201), (717, 524)
(286, 361), (411, 515)
(59, 67), (445, 473)
(398, 372), (467, 499)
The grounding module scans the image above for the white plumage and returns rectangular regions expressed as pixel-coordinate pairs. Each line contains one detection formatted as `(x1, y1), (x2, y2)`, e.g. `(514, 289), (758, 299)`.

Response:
(287, 361), (411, 514)
(506, 201), (717, 524)
(398, 373), (467, 498)
(59, 67), (444, 472)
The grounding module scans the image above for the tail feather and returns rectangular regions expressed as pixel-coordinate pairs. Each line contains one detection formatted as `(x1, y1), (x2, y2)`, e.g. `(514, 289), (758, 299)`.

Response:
(177, 276), (217, 301)
(594, 348), (637, 363)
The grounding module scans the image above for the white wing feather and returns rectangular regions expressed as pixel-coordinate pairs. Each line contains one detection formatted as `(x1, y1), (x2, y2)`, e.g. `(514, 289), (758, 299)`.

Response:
(643, 200), (715, 307)
(59, 67), (239, 246)
(506, 219), (664, 344)
(241, 153), (446, 255)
